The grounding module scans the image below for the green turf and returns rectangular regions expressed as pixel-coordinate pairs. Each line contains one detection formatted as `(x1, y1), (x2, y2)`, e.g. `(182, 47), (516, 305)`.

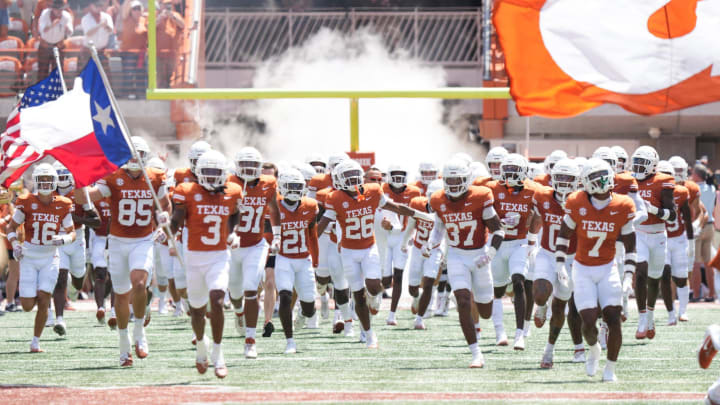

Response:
(0, 301), (716, 397)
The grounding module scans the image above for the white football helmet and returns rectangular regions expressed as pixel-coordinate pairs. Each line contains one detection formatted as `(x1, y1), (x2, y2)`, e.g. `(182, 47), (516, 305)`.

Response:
(196, 150), (227, 191)
(500, 153), (528, 188)
(335, 159), (364, 191)
(582, 158), (615, 195)
(52, 161), (73, 189)
(485, 146), (508, 181)
(656, 160), (674, 176)
(592, 147), (617, 175)
(146, 157), (166, 172)
(294, 162), (317, 183)
(469, 161), (489, 180)
(418, 162), (439, 185)
(127, 136), (150, 171)
(611, 146), (629, 172)
(451, 153), (473, 167)
(278, 168), (307, 202)
(630, 145), (659, 180)
(668, 156), (689, 182)
(426, 178), (444, 199)
(188, 140), (211, 175)
(544, 150), (568, 173)
(551, 158), (581, 201)
(305, 154), (327, 174)
(33, 163), (58, 196)
(234, 146), (263, 181)
(387, 164), (408, 188)
(527, 162), (544, 180)
(442, 159), (471, 198)
(327, 153), (350, 173)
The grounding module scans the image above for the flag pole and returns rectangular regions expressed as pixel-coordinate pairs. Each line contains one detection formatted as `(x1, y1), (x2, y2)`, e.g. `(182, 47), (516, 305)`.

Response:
(52, 47), (67, 93)
(87, 44), (185, 269)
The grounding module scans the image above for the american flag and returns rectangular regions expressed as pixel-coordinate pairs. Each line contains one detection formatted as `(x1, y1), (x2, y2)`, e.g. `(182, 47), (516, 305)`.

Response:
(0, 70), (65, 186)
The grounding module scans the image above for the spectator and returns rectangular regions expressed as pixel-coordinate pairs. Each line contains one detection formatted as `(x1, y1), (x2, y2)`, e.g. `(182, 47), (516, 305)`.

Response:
(692, 164), (716, 301)
(118, 0), (146, 98)
(81, 0), (114, 71)
(156, 0), (184, 88)
(37, 0), (73, 81)
(0, 0), (10, 40)
(17, 0), (38, 29)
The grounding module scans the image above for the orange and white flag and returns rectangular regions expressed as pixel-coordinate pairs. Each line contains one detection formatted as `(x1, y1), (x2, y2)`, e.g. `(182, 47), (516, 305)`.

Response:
(493, 0), (720, 117)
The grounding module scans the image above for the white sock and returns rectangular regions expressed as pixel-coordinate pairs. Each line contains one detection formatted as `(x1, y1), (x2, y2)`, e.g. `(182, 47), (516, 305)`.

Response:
(647, 308), (654, 323)
(56, 316), (63, 324)
(469, 342), (479, 355)
(286, 337), (295, 346)
(119, 328), (131, 353)
(575, 343), (585, 351)
(605, 359), (616, 372)
(475, 322), (482, 331)
(133, 317), (144, 338)
(668, 309), (676, 319)
(180, 298), (188, 312)
(339, 303), (352, 321)
(678, 286), (689, 314)
(364, 327), (372, 334)
(158, 291), (166, 307)
(515, 328), (524, 338)
(196, 336), (208, 359)
(523, 321), (531, 334)
(212, 342), (224, 366)
(492, 299), (504, 330)
(590, 342), (601, 357)
(545, 342), (555, 354)
(387, 311), (396, 320)
(246, 327), (256, 339)
(31, 336), (39, 346)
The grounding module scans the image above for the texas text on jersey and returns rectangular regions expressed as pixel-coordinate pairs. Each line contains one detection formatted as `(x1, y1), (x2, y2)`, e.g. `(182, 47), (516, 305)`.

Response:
(14, 193), (73, 249)
(532, 186), (577, 254)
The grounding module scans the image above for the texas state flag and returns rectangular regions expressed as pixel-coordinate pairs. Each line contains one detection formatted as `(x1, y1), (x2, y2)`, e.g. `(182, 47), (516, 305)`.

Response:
(0, 59), (132, 187)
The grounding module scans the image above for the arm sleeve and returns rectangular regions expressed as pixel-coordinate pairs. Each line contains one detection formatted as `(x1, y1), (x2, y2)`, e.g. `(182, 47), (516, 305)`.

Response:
(323, 208), (337, 221)
(157, 182), (168, 199)
(402, 217), (416, 246)
(62, 212), (73, 229)
(427, 214), (445, 248)
(482, 206), (497, 220)
(563, 214), (576, 230)
(629, 191), (648, 225)
(378, 192), (388, 208)
(12, 208), (24, 224)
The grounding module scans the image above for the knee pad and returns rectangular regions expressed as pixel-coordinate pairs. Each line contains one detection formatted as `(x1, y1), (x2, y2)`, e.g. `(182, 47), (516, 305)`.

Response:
(278, 290), (292, 305)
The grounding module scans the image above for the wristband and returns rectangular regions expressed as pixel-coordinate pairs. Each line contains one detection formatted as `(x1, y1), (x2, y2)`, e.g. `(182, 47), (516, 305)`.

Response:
(492, 229), (505, 240)
(7, 231), (16, 241)
(527, 232), (538, 244)
(554, 250), (567, 262)
(11, 239), (19, 249)
(556, 237), (570, 248)
(272, 226), (281, 237)
(625, 252), (637, 262)
(624, 263), (636, 274)
(659, 208), (672, 221)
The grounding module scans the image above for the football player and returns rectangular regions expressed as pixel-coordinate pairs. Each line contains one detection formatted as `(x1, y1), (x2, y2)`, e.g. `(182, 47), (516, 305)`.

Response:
(656, 160), (694, 325)
(226, 146), (281, 359)
(556, 158), (637, 382)
(305, 154), (327, 175)
(610, 146), (629, 173)
(669, 155), (702, 321)
(170, 150), (241, 378)
(81, 136), (170, 366)
(7, 163), (76, 353)
(307, 153), (347, 199)
(630, 146), (676, 340)
(381, 164), (422, 326)
(316, 160), (432, 349)
(536, 150), (568, 187)
(413, 162), (439, 195)
(175, 140), (211, 185)
(423, 158), (504, 368)
(49, 161), (100, 336)
(482, 146), (508, 184)
(486, 154), (537, 349)
(1, 181), (23, 313)
(405, 179), (444, 330)
(89, 195), (112, 324)
(275, 169), (319, 354)
(530, 159), (586, 368)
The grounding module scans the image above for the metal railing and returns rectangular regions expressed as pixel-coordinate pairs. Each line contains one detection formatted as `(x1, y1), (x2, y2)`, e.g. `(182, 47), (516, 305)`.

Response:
(186, 0), (204, 85)
(204, 9), (482, 68)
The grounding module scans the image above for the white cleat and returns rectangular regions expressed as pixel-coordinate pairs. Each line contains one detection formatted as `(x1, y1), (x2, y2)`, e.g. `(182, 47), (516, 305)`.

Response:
(513, 330), (525, 351)
(234, 312), (245, 335)
(434, 295), (447, 317)
(244, 338), (257, 359)
(668, 311), (678, 326)
(53, 320), (67, 336)
(602, 364), (617, 382)
(470, 351), (484, 368)
(284, 340), (297, 354)
(366, 330), (378, 349)
(173, 304), (183, 318)
(158, 299), (168, 315)
(586, 343), (601, 377)
(599, 322), (608, 350)
(320, 294), (329, 319)
(306, 312), (320, 329)
(414, 318), (426, 330)
(344, 321), (355, 338)
(386, 313), (398, 326)
(495, 329), (509, 346)
(572, 348), (586, 363)
(540, 351), (554, 369)
(679, 312), (689, 322)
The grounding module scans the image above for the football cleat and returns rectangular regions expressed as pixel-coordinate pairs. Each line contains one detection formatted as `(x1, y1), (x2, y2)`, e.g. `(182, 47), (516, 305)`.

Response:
(53, 320), (66, 336)
(386, 315), (398, 326)
(668, 312), (678, 326)
(646, 318), (656, 340)
(108, 309), (117, 330)
(196, 337), (209, 374)
(699, 325), (720, 369)
(540, 351), (554, 369)
(602, 365), (617, 382)
(214, 364), (228, 379)
(244, 338), (257, 359)
(586, 343), (601, 377)
(120, 352), (133, 367)
(262, 321), (275, 338)
(173, 304), (183, 318)
(306, 312), (320, 329)
(135, 338), (149, 359)
(294, 314), (307, 330)
(30, 344), (44, 353)
(513, 331), (525, 351)
(572, 348), (586, 363)
(366, 330), (378, 349)
(635, 314), (648, 340)
(679, 313), (690, 322)
(96, 308), (106, 324)
(414, 318), (426, 330)
(496, 329), (509, 346)
(344, 321), (355, 337)
(470, 351), (484, 368)
(534, 305), (547, 328)
(284, 340), (297, 355)
(359, 329), (367, 343)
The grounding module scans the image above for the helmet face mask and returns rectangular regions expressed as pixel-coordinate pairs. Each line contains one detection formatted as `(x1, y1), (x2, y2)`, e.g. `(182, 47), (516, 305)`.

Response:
(631, 157), (654, 179)
(197, 151), (227, 191)
(488, 162), (502, 180)
(444, 175), (468, 197)
(501, 164), (526, 188)
(582, 159), (615, 196)
(340, 169), (363, 190)
(188, 141), (211, 175)
(442, 159), (471, 199)
(630, 146), (658, 180)
(33, 163), (58, 196)
(551, 158), (580, 201)
(279, 172), (307, 202)
(389, 170), (407, 188)
(309, 162), (326, 174)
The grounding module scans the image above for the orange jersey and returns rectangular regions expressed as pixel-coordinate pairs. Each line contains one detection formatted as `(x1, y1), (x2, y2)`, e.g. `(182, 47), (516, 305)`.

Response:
(636, 172), (675, 226)
(487, 181), (535, 240)
(564, 192), (635, 266)
(316, 187), (339, 243)
(173, 167), (197, 186)
(15, 194), (73, 246)
(325, 183), (385, 250)
(308, 173), (332, 194)
(94, 198), (112, 237)
(472, 176), (493, 187)
(278, 197), (319, 259)
(430, 186), (494, 250)
(97, 168), (166, 239)
(0, 203), (12, 249)
(533, 173), (550, 187)
(56, 190), (82, 231)
(532, 186), (577, 254)
(409, 196), (434, 249)
(666, 185), (690, 239)
(613, 171), (638, 195)
(382, 183), (421, 230)
(411, 180), (428, 195)
(684, 180), (700, 204)
(173, 182), (242, 251)
(227, 174), (275, 248)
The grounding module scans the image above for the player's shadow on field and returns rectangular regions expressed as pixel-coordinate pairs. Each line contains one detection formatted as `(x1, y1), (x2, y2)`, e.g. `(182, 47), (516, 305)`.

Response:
(66, 365), (117, 371)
